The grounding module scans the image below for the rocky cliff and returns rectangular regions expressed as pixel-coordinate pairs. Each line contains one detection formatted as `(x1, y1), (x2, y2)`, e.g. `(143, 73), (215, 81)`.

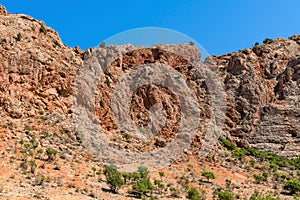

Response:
(0, 4), (299, 199)
(207, 36), (300, 157)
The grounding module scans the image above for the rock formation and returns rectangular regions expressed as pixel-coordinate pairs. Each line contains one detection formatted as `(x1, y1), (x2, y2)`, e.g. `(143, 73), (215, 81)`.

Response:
(0, 4), (299, 199)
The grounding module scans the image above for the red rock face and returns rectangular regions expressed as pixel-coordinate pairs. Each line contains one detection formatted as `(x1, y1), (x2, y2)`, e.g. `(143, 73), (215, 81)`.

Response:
(94, 47), (205, 151)
(0, 9), (83, 119)
(0, 3), (299, 158)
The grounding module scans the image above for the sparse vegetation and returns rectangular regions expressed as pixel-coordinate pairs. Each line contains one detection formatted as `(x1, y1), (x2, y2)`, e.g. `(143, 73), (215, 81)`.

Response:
(132, 177), (154, 198)
(189, 41), (195, 46)
(1, 9), (300, 199)
(216, 188), (235, 200)
(201, 170), (216, 182)
(46, 148), (57, 161)
(219, 137), (237, 151)
(283, 179), (300, 194)
(40, 25), (47, 34)
(263, 38), (273, 44)
(103, 164), (123, 193)
(16, 32), (22, 41)
(100, 42), (106, 48)
(159, 171), (164, 182)
(54, 40), (61, 47)
(187, 187), (202, 200)
(100, 99), (105, 108)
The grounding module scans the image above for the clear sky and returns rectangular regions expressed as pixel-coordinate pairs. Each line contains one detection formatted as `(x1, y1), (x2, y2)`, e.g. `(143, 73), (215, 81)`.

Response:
(1, 0), (299, 57)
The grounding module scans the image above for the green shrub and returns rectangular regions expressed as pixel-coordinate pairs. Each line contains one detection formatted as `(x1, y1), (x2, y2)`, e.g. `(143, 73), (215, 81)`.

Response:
(283, 179), (300, 194)
(16, 33), (22, 41)
(35, 174), (45, 186)
(262, 172), (269, 181)
(218, 189), (235, 200)
(219, 137), (237, 151)
(250, 159), (256, 166)
(269, 163), (279, 171)
(273, 172), (287, 182)
(100, 99), (105, 108)
(46, 148), (57, 161)
(104, 164), (123, 193)
(29, 159), (37, 173)
(159, 171), (165, 181)
(253, 174), (264, 184)
(132, 177), (154, 197)
(232, 149), (245, 160)
(245, 148), (288, 167)
(289, 156), (300, 170)
(38, 110), (45, 115)
(201, 170), (216, 182)
(131, 172), (141, 180)
(122, 173), (130, 184)
(29, 138), (38, 149)
(37, 149), (43, 154)
(187, 187), (202, 200)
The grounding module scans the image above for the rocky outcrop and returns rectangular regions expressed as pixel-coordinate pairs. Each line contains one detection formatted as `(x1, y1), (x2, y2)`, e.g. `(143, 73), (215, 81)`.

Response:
(0, 5), (8, 16)
(0, 8), (83, 120)
(0, 5), (299, 159)
(90, 45), (208, 153)
(0, 4), (299, 199)
(208, 37), (300, 156)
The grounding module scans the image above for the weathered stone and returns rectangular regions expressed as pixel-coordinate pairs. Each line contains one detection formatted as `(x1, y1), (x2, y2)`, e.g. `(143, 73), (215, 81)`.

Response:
(209, 36), (300, 157)
(0, 5), (8, 16)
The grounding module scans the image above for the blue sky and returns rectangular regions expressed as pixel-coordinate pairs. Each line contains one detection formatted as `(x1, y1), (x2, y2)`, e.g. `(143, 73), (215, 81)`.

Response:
(1, 0), (299, 57)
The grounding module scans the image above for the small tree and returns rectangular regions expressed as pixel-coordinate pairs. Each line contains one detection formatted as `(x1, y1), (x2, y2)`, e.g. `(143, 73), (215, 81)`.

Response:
(283, 179), (300, 194)
(132, 177), (154, 198)
(103, 165), (123, 193)
(159, 171), (165, 182)
(187, 187), (202, 200)
(122, 173), (130, 184)
(201, 170), (216, 182)
(218, 189), (235, 200)
(29, 159), (37, 174)
(92, 167), (96, 177)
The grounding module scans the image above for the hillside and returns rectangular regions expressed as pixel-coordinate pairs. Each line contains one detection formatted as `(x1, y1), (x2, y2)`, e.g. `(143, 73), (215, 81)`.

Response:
(0, 4), (299, 200)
